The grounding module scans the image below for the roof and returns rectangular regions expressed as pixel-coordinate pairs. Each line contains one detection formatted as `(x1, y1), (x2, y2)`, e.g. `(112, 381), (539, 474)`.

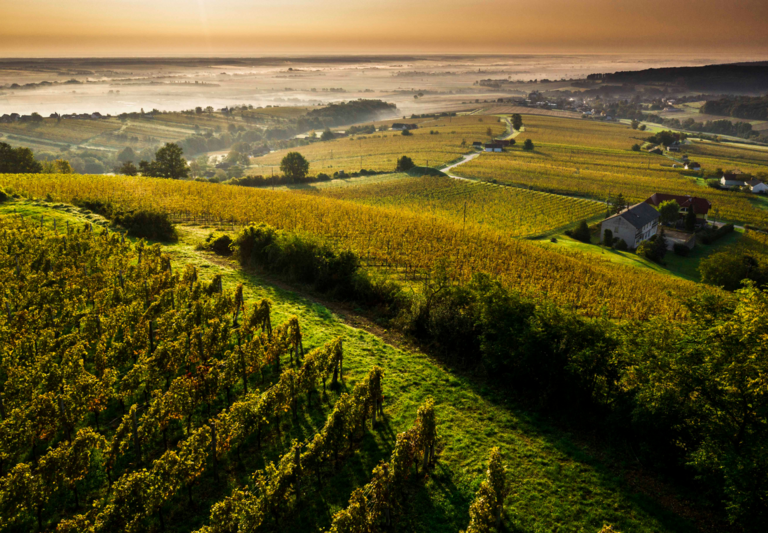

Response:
(645, 192), (712, 215)
(484, 143), (503, 148)
(605, 202), (660, 230)
(747, 179), (765, 187)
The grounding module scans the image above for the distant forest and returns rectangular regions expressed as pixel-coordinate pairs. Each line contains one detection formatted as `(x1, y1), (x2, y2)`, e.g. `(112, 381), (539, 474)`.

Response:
(588, 62), (768, 93)
(702, 95), (768, 121)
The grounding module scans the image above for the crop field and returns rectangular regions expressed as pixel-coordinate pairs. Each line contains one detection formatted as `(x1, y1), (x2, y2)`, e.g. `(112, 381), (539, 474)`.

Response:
(0, 117), (122, 145)
(251, 115), (506, 174)
(452, 115), (768, 227)
(0, 172), (708, 320)
(309, 174), (605, 238)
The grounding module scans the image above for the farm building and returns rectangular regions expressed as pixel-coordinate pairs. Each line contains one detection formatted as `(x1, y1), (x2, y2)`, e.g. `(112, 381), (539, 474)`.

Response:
(484, 143), (503, 152)
(666, 142), (681, 152)
(721, 172), (747, 188)
(747, 179), (768, 193)
(472, 141), (483, 148)
(684, 162), (701, 171)
(601, 203), (660, 249)
(645, 193), (712, 218)
(391, 123), (418, 131)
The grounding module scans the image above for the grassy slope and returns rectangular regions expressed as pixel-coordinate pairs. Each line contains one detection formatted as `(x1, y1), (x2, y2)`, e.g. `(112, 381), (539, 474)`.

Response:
(541, 229), (744, 283)
(0, 198), (698, 533)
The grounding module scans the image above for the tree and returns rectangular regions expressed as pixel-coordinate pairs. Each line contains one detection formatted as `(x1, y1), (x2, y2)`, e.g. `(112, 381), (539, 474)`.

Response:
(486, 127), (493, 138)
(631, 119), (640, 130)
(631, 143), (641, 151)
(280, 152), (310, 182)
(148, 143), (190, 179)
(622, 284), (768, 527)
(700, 251), (767, 291)
(512, 113), (523, 131)
(117, 147), (136, 163)
(401, 129), (412, 136)
(685, 208), (697, 231)
(118, 161), (138, 176)
(638, 124), (646, 131)
(320, 129), (335, 141)
(570, 220), (591, 243)
(523, 139), (534, 151)
(0, 142), (43, 173)
(651, 230), (668, 260)
(603, 228), (613, 246)
(395, 156), (415, 172)
(41, 159), (73, 174)
(610, 193), (628, 215)
(657, 200), (680, 225)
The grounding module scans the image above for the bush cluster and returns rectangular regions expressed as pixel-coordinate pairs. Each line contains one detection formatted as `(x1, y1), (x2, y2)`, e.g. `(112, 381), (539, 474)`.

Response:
(73, 198), (177, 241)
(699, 223), (734, 244)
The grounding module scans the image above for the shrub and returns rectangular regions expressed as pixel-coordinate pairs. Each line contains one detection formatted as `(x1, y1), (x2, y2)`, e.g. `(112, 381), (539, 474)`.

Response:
(0, 188), (9, 203)
(700, 223), (734, 244)
(613, 238), (628, 251)
(198, 232), (233, 256)
(317, 173), (331, 181)
(603, 228), (613, 246)
(112, 209), (177, 242)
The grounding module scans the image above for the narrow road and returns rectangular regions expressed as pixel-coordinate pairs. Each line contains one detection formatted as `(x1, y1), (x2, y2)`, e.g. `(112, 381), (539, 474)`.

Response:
(442, 152), (480, 181)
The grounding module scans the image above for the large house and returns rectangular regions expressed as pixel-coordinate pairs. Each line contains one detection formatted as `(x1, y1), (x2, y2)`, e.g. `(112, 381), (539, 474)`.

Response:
(391, 123), (418, 131)
(601, 203), (660, 249)
(645, 192), (711, 218)
(484, 142), (503, 152)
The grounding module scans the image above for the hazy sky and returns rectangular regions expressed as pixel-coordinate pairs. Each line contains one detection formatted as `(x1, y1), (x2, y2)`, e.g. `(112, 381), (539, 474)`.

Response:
(2, 0), (768, 57)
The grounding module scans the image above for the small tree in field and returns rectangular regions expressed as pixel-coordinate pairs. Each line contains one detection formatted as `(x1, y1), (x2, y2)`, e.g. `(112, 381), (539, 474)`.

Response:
(401, 129), (412, 136)
(523, 139), (534, 151)
(142, 143), (190, 179)
(396, 156), (415, 172)
(280, 152), (310, 182)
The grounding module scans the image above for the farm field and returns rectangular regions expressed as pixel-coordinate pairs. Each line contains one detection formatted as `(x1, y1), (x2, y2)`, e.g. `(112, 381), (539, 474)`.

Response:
(251, 115), (506, 174)
(452, 114), (768, 227)
(0, 198), (701, 533)
(0, 117), (123, 145)
(307, 174), (606, 238)
(0, 172), (706, 320)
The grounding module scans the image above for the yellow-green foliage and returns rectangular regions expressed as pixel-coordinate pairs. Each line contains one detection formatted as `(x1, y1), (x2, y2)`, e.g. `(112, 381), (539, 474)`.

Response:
(0, 172), (707, 320)
(310, 175), (605, 237)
